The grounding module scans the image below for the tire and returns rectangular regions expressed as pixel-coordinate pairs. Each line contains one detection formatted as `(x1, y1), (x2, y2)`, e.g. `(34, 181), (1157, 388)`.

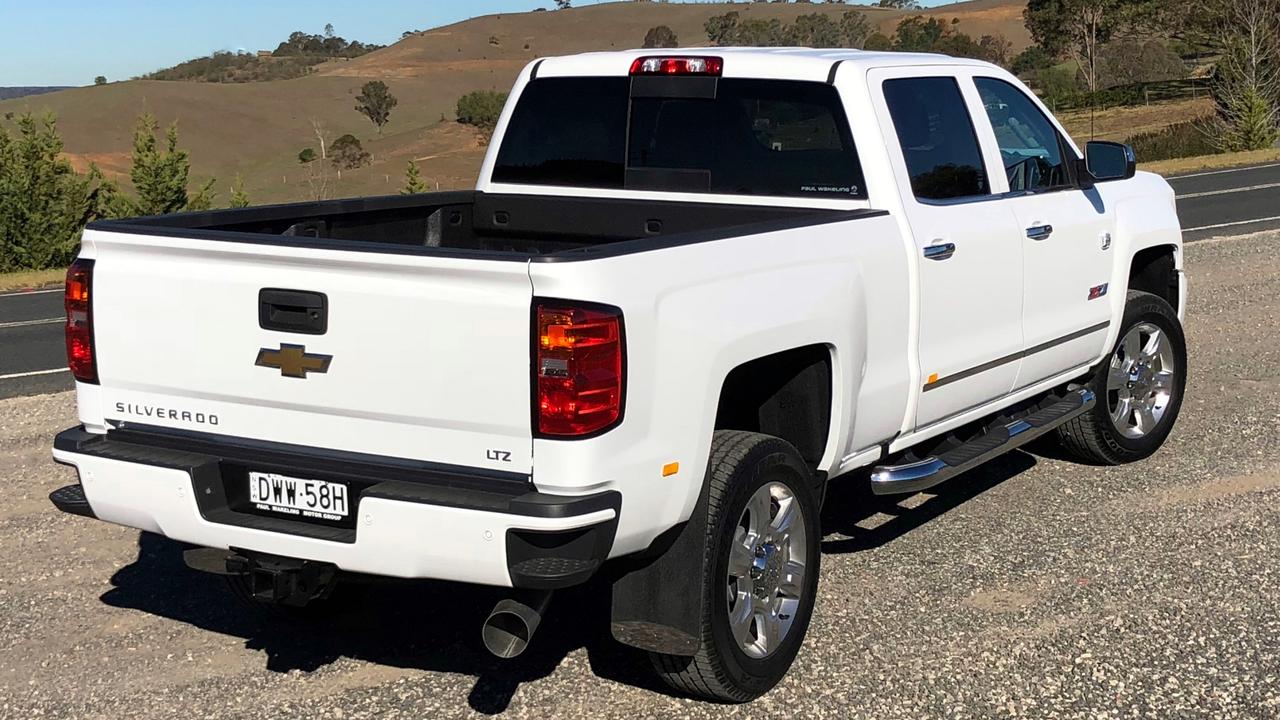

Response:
(1056, 290), (1187, 465)
(649, 430), (821, 703)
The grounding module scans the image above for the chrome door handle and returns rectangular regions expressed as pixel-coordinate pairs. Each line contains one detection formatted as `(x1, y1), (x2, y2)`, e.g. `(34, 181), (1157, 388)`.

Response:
(923, 242), (956, 261)
(1026, 224), (1054, 241)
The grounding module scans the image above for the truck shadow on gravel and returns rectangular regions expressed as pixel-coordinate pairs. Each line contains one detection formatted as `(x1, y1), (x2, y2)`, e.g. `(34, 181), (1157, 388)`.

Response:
(99, 533), (666, 714)
(820, 450), (1037, 553)
(97, 450), (1037, 714)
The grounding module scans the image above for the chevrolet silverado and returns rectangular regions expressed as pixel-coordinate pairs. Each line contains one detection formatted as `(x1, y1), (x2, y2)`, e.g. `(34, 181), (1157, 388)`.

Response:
(50, 49), (1187, 702)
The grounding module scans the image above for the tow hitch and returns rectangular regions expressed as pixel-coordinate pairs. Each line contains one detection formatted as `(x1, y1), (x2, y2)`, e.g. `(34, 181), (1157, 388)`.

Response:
(184, 547), (338, 607)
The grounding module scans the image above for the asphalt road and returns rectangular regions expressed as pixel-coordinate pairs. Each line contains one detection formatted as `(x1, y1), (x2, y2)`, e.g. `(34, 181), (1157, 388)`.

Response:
(1, 160), (1278, 400)
(1169, 161), (1280, 241)
(1, 232), (1278, 719)
(0, 288), (67, 399)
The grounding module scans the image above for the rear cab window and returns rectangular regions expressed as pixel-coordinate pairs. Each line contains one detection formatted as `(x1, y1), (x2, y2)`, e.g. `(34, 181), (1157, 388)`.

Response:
(881, 76), (990, 202)
(493, 77), (867, 200)
(490, 77), (629, 189)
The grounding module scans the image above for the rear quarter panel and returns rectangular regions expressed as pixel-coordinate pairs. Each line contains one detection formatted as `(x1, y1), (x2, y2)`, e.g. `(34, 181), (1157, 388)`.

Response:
(528, 213), (912, 556)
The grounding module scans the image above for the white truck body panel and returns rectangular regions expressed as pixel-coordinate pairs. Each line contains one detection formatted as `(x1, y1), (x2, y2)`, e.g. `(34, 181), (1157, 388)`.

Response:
(77, 228), (535, 474)
(528, 212), (911, 555)
(52, 47), (1185, 590)
(54, 448), (612, 585)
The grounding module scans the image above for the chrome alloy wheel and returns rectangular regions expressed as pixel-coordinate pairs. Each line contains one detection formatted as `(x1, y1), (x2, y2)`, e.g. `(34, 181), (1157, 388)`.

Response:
(725, 481), (808, 660)
(1107, 322), (1177, 439)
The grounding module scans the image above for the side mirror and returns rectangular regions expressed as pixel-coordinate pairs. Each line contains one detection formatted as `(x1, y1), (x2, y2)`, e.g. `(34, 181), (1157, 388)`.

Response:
(1084, 141), (1136, 183)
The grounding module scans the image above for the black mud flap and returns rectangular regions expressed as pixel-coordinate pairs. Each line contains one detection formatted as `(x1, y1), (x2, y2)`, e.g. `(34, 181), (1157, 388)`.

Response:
(608, 482), (709, 656)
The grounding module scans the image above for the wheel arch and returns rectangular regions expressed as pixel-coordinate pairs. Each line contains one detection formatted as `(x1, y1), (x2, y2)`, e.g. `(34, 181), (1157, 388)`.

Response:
(712, 344), (835, 475)
(1127, 243), (1181, 316)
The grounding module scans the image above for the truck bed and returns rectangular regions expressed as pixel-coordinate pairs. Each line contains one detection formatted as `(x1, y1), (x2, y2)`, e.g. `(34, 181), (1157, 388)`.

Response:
(89, 191), (873, 261)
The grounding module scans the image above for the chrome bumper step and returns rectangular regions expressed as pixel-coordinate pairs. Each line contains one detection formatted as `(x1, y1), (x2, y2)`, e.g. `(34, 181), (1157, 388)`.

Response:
(870, 388), (1096, 495)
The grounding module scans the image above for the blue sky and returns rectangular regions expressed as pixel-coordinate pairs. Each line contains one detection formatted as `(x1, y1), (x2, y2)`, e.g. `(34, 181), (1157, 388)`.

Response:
(1, 0), (949, 87)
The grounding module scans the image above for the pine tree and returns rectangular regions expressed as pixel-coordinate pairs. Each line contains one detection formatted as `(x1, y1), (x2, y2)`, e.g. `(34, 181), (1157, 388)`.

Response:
(187, 179), (217, 211)
(229, 175), (250, 208)
(0, 114), (105, 271)
(401, 160), (427, 194)
(130, 115), (187, 215)
(126, 114), (216, 214)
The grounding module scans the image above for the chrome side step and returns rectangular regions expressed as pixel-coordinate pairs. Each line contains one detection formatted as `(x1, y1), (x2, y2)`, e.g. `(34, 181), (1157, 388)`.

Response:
(870, 389), (1095, 495)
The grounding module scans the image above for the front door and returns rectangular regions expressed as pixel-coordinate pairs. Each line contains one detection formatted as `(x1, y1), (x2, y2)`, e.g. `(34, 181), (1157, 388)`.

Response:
(969, 76), (1115, 388)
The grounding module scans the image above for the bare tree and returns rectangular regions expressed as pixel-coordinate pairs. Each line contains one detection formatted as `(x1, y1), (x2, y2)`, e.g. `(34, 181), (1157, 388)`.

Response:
(1070, 1), (1109, 95)
(310, 118), (330, 161)
(1206, 0), (1280, 151)
(302, 158), (334, 201)
(1025, 0), (1127, 95)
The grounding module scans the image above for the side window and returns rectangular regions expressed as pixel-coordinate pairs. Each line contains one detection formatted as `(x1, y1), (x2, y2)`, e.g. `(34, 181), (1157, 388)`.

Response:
(882, 77), (989, 201)
(974, 77), (1074, 193)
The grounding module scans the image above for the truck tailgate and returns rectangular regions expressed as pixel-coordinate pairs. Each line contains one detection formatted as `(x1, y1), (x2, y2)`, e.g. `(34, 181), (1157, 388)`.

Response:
(83, 229), (534, 474)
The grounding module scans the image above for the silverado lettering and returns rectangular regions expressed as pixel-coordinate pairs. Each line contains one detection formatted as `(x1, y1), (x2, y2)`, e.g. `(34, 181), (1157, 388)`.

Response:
(114, 402), (218, 426)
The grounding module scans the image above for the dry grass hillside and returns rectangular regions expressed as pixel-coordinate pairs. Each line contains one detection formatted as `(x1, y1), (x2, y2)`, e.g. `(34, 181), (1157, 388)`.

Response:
(332, 0), (1032, 79)
(1, 0), (1035, 205)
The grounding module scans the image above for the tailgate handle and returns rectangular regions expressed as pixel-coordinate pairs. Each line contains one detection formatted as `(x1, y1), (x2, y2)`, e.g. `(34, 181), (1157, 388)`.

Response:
(259, 289), (328, 335)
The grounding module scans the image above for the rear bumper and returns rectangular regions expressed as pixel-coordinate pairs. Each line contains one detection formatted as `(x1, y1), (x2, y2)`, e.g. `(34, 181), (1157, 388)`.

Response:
(51, 426), (619, 588)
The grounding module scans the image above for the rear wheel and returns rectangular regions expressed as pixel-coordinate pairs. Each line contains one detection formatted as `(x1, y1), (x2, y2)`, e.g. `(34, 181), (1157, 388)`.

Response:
(1057, 290), (1187, 464)
(649, 430), (821, 703)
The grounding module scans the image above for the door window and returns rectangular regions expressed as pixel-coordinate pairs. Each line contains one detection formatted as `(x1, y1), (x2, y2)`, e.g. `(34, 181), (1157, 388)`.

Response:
(882, 77), (989, 201)
(974, 77), (1074, 193)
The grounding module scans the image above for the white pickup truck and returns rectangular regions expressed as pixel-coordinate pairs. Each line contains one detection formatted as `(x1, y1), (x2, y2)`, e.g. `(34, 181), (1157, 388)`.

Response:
(50, 49), (1187, 701)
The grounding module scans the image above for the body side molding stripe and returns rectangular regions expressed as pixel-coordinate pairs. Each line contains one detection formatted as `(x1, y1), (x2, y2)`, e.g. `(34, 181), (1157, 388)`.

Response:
(923, 321), (1110, 392)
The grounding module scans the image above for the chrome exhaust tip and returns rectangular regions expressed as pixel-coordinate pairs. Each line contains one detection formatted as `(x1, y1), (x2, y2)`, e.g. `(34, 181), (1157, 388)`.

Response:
(481, 591), (553, 659)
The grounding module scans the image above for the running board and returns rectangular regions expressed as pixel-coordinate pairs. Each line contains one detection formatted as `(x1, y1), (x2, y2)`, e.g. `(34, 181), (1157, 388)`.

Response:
(870, 389), (1095, 495)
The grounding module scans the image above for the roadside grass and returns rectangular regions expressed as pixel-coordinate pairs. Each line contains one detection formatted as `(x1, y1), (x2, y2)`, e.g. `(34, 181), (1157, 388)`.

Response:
(0, 268), (64, 293)
(1055, 97), (1280, 176)
(1060, 98), (1215, 144)
(1142, 148), (1280, 177)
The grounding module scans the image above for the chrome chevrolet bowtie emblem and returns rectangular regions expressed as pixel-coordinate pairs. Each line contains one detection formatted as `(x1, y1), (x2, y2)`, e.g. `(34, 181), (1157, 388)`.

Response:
(254, 344), (332, 379)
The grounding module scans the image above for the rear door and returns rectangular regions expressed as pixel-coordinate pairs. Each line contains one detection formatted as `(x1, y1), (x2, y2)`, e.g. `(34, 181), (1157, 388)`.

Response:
(872, 70), (1025, 430)
(968, 76), (1114, 387)
(85, 229), (534, 474)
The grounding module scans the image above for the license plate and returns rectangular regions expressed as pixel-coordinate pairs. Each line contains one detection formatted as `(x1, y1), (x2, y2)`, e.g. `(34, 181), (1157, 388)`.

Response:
(248, 471), (349, 521)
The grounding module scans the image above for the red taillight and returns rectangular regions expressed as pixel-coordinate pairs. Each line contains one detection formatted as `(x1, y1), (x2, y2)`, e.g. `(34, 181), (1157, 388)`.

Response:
(629, 56), (723, 76)
(535, 301), (624, 437)
(64, 258), (97, 384)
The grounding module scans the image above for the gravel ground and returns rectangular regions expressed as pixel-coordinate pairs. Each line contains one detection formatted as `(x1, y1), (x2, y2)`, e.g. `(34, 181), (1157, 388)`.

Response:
(2, 232), (1278, 720)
